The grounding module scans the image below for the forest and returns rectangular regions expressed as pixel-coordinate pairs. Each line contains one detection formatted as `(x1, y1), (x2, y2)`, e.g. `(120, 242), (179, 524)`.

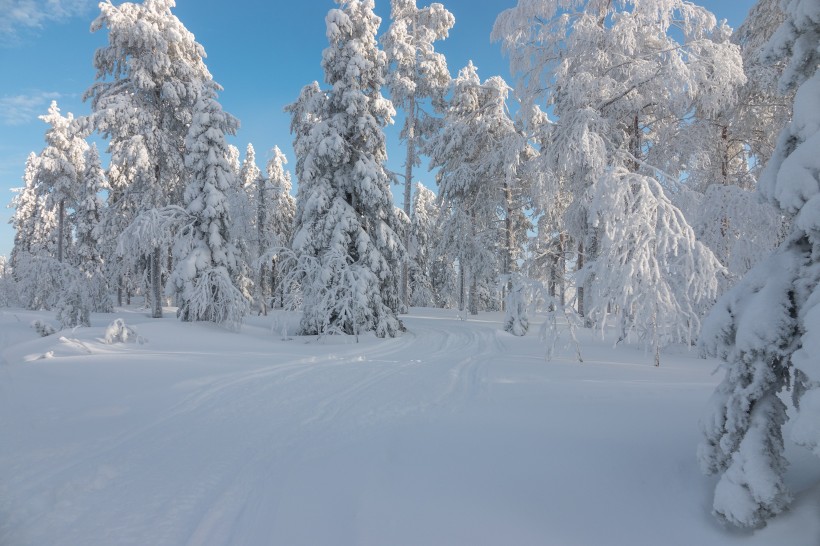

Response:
(0, 0), (818, 535)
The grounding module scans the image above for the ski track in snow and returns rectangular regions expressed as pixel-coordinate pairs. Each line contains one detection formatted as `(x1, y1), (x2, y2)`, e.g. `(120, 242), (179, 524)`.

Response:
(1, 308), (818, 546)
(0, 312), (499, 546)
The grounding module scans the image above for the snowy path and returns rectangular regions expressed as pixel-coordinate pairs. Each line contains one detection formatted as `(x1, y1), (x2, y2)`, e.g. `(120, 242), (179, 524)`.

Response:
(1, 308), (818, 545)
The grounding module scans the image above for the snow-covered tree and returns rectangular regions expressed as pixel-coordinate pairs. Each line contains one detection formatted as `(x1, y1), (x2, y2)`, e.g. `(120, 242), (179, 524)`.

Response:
(288, 0), (404, 338)
(430, 63), (532, 320)
(672, 0), (790, 280)
(168, 88), (247, 328)
(37, 101), (88, 264)
(492, 0), (741, 331)
(84, 0), (216, 318)
(0, 256), (17, 307)
(10, 153), (44, 269)
(75, 143), (112, 312)
(584, 169), (724, 363)
(263, 146), (296, 309)
(383, 0), (454, 310)
(698, 0), (820, 528)
(225, 143), (260, 306)
(407, 182), (442, 307)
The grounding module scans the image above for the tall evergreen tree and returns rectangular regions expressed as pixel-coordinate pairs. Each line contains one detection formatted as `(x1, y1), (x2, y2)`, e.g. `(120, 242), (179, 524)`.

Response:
(263, 146), (296, 309)
(37, 101), (88, 264)
(84, 0), (216, 318)
(430, 63), (531, 318)
(75, 143), (112, 313)
(699, 0), (820, 528)
(288, 0), (403, 338)
(168, 88), (247, 328)
(383, 0), (454, 310)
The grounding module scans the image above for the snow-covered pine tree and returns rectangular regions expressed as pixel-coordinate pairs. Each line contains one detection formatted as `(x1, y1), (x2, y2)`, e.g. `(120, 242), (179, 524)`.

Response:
(75, 143), (112, 313)
(288, 0), (403, 338)
(698, 0), (820, 528)
(0, 256), (16, 307)
(263, 146), (296, 309)
(37, 101), (88, 264)
(430, 63), (532, 321)
(407, 186), (433, 307)
(85, 0), (215, 318)
(9, 153), (57, 310)
(383, 0), (454, 311)
(10, 153), (43, 271)
(234, 143), (265, 311)
(168, 86), (248, 328)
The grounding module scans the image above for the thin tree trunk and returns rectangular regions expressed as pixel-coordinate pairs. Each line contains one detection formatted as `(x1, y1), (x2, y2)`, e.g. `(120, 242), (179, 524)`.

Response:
(577, 240), (584, 318)
(401, 94), (416, 314)
(57, 199), (65, 263)
(558, 232), (566, 308)
(720, 124), (731, 263)
(117, 275), (123, 307)
(503, 181), (514, 312)
(258, 178), (268, 311)
(151, 162), (163, 318)
(629, 113), (641, 172)
(151, 246), (162, 318)
(458, 260), (465, 313)
(270, 259), (277, 309)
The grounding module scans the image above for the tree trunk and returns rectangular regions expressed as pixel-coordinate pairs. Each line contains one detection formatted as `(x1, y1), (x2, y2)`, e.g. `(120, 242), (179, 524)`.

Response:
(401, 94), (416, 314)
(151, 246), (162, 318)
(558, 232), (566, 308)
(720, 124), (731, 263)
(57, 198), (65, 263)
(151, 161), (163, 318)
(458, 260), (465, 313)
(502, 181), (514, 312)
(469, 273), (478, 316)
(258, 178), (268, 309)
(629, 113), (641, 172)
(270, 259), (277, 309)
(576, 240), (584, 318)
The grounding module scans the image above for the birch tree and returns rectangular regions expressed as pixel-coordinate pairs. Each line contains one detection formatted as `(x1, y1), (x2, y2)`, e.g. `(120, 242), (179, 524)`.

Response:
(493, 0), (741, 336)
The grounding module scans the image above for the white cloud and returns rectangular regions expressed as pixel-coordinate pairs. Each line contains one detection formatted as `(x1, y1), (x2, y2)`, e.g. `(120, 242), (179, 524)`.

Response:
(0, 0), (95, 43)
(0, 91), (62, 125)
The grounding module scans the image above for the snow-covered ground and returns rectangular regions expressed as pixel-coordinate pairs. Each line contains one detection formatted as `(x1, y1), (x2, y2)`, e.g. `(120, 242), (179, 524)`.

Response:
(1, 306), (818, 546)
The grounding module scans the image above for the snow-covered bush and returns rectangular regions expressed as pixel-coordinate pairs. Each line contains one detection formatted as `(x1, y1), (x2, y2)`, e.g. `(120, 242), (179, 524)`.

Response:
(104, 318), (145, 344)
(503, 273), (530, 336)
(31, 320), (56, 337)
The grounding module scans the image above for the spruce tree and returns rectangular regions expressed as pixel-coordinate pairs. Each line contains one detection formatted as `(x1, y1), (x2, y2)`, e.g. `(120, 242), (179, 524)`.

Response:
(168, 88), (247, 328)
(288, 0), (403, 338)
(698, 0), (820, 528)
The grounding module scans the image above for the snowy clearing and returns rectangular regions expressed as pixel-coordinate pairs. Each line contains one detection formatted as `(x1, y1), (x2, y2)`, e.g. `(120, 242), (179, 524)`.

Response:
(1, 307), (818, 546)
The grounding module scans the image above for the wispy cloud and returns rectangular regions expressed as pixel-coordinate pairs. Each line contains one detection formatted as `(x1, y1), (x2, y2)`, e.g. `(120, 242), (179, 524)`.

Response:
(0, 0), (95, 44)
(0, 91), (63, 125)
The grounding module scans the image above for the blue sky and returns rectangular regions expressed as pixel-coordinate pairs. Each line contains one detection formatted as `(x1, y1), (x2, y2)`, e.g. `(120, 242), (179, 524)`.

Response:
(0, 0), (755, 258)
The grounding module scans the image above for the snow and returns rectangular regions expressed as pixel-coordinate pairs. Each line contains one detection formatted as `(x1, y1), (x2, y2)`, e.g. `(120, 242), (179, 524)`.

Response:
(1, 306), (818, 545)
